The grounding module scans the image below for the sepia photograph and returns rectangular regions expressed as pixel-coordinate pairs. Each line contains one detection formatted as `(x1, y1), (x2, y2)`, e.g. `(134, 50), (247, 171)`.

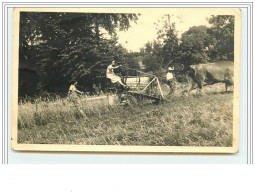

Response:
(12, 8), (240, 153)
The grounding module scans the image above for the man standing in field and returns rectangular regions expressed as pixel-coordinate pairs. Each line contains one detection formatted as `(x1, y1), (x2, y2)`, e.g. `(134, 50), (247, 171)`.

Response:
(68, 81), (85, 117)
(166, 67), (176, 95)
(106, 61), (126, 87)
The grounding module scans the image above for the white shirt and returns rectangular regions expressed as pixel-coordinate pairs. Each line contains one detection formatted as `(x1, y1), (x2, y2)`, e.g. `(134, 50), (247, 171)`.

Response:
(166, 72), (174, 80)
(69, 84), (77, 92)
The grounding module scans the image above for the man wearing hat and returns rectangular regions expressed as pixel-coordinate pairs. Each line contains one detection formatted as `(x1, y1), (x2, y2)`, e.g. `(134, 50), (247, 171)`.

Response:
(166, 66), (176, 95)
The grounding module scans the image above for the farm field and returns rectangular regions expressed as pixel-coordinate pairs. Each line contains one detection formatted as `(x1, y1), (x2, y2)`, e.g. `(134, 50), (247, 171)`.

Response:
(18, 84), (233, 147)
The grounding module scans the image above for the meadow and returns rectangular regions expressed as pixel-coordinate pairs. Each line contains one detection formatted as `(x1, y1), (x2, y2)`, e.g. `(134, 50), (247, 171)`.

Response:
(17, 83), (233, 147)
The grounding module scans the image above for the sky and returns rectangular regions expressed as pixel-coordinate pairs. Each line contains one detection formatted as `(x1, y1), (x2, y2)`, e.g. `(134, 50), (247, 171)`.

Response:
(117, 10), (213, 52)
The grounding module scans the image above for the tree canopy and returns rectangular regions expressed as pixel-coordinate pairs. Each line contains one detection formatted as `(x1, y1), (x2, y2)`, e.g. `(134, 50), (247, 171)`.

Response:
(141, 15), (234, 73)
(19, 12), (139, 96)
(208, 15), (234, 61)
(180, 25), (212, 66)
(140, 16), (180, 77)
(19, 12), (235, 97)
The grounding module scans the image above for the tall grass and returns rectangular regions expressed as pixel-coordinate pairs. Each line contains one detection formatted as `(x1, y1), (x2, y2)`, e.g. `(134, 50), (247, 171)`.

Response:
(17, 91), (233, 146)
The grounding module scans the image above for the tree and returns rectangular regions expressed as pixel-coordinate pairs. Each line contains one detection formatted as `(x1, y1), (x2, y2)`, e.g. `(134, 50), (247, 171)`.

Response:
(208, 15), (234, 61)
(154, 15), (181, 67)
(161, 23), (180, 67)
(141, 15), (180, 75)
(123, 52), (140, 76)
(180, 25), (212, 66)
(141, 41), (163, 73)
(19, 12), (139, 96)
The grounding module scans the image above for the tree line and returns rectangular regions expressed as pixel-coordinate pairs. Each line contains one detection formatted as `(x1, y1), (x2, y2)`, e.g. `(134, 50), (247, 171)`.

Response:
(19, 12), (141, 97)
(18, 12), (234, 97)
(140, 15), (234, 81)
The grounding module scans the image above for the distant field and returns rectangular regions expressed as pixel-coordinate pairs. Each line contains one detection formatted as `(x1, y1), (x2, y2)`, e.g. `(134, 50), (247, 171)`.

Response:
(17, 88), (233, 147)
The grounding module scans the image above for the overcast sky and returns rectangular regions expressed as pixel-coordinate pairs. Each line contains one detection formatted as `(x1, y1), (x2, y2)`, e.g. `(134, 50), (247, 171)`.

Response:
(117, 11), (213, 52)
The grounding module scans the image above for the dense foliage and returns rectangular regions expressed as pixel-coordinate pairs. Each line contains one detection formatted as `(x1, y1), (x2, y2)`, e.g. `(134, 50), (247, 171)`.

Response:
(19, 12), (139, 97)
(208, 15), (234, 61)
(141, 15), (234, 73)
(19, 13), (234, 97)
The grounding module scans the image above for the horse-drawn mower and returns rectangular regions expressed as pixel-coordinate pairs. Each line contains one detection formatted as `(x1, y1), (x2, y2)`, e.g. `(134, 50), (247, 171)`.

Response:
(118, 69), (167, 105)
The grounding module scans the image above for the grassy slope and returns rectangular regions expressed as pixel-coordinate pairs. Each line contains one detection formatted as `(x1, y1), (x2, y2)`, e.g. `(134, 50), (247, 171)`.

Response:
(18, 92), (233, 147)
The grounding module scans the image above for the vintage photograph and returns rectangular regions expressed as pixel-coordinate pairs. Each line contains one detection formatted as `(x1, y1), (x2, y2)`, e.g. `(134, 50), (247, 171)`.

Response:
(12, 8), (240, 152)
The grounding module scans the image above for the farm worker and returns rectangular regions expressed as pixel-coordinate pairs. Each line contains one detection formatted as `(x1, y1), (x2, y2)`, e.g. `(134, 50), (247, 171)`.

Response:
(166, 66), (176, 95)
(68, 82), (84, 97)
(106, 61), (126, 87)
(68, 82), (85, 117)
